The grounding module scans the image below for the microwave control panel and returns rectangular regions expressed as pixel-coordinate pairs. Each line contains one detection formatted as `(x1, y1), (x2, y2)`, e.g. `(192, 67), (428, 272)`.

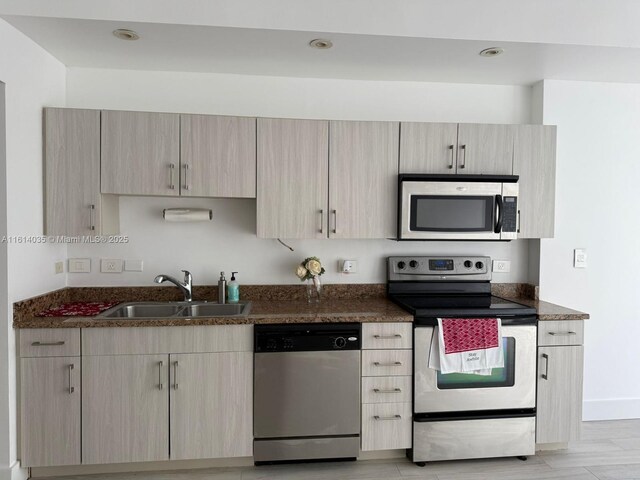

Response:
(502, 196), (518, 232)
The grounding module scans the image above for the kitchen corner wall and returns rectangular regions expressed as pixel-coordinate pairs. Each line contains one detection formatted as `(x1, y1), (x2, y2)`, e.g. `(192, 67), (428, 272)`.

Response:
(65, 67), (533, 286)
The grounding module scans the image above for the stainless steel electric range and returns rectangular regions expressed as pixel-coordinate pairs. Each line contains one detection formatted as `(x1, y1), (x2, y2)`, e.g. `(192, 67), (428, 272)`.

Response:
(387, 256), (538, 465)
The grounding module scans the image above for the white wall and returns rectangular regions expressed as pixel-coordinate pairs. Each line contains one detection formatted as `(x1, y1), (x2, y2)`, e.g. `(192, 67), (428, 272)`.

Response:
(0, 18), (66, 480)
(539, 80), (640, 420)
(65, 68), (533, 286)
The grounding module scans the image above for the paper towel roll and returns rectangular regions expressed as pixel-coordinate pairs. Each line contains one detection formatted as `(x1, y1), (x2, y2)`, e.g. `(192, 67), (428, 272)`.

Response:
(162, 208), (212, 222)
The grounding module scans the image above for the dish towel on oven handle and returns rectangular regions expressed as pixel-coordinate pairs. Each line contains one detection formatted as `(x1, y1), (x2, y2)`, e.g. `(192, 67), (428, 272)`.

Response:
(428, 318), (504, 375)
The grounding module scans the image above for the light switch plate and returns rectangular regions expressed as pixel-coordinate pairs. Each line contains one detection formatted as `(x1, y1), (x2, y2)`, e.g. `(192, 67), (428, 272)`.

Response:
(101, 259), (123, 273)
(124, 259), (144, 272)
(492, 260), (511, 273)
(341, 260), (358, 274)
(574, 249), (587, 268)
(69, 258), (91, 273)
(54, 261), (64, 274)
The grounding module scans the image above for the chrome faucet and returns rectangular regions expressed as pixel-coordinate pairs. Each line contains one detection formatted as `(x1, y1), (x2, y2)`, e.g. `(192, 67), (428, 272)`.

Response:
(154, 270), (193, 302)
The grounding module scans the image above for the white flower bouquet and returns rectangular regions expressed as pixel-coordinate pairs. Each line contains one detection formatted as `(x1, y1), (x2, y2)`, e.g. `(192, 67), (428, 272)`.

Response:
(295, 256), (325, 302)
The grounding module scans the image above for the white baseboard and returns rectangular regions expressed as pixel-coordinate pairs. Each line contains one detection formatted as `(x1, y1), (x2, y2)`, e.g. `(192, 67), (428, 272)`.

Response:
(0, 461), (28, 480)
(583, 398), (640, 421)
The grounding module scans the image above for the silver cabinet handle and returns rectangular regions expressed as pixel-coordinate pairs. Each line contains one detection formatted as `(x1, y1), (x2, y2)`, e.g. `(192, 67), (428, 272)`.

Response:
(373, 388), (402, 394)
(173, 361), (179, 390)
(332, 209), (337, 234)
(548, 331), (577, 336)
(169, 163), (176, 189)
(183, 164), (190, 191)
(541, 353), (550, 380)
(374, 415), (402, 421)
(31, 341), (65, 346)
(459, 144), (466, 169)
(448, 144), (454, 169)
(158, 361), (164, 390)
(89, 204), (96, 231)
(373, 334), (402, 339)
(319, 209), (324, 234)
(517, 209), (521, 233)
(373, 361), (403, 367)
(68, 364), (75, 394)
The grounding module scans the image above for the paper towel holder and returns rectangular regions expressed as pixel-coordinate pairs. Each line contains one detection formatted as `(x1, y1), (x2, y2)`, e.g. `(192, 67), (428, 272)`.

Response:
(162, 208), (213, 222)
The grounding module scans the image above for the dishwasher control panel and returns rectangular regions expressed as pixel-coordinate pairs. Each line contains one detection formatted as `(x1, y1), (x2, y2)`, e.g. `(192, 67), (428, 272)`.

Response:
(255, 323), (361, 352)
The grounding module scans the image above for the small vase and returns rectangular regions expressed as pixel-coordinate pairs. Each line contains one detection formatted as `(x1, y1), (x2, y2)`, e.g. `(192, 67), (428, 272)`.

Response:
(306, 276), (322, 303)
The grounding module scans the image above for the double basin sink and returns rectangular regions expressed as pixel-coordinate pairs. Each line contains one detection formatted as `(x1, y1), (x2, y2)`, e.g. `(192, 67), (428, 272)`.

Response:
(95, 301), (252, 320)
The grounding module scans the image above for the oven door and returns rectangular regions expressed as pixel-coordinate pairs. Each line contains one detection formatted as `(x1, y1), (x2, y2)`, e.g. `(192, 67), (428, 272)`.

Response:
(414, 324), (536, 413)
(399, 181), (515, 240)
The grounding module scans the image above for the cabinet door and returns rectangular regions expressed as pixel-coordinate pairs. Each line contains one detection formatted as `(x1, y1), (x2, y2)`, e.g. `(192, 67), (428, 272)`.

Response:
(457, 124), (514, 175)
(82, 354), (169, 464)
(21, 357), (80, 467)
(514, 125), (557, 238)
(44, 108), (100, 235)
(101, 110), (180, 196)
(257, 118), (329, 238)
(536, 346), (584, 444)
(329, 121), (399, 238)
(170, 352), (252, 459)
(400, 122), (458, 174)
(180, 115), (256, 198)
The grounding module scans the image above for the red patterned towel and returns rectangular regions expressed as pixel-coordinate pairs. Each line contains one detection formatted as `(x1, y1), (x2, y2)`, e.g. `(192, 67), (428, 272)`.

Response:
(38, 301), (119, 317)
(441, 318), (499, 354)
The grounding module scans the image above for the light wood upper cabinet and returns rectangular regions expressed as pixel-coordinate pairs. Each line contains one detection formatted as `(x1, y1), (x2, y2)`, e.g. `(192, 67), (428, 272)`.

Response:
(257, 118), (329, 239)
(329, 121), (399, 239)
(44, 108), (101, 235)
(169, 352), (253, 460)
(101, 110), (180, 196)
(20, 357), (80, 467)
(400, 123), (458, 174)
(456, 124), (514, 175)
(180, 115), (256, 198)
(514, 125), (557, 238)
(82, 354), (169, 464)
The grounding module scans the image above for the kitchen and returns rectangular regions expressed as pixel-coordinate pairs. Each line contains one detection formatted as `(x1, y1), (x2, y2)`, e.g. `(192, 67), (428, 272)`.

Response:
(1, 2), (639, 480)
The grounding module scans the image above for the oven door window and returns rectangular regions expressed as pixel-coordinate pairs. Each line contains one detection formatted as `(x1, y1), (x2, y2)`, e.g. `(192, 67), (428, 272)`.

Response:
(436, 337), (516, 389)
(410, 195), (494, 232)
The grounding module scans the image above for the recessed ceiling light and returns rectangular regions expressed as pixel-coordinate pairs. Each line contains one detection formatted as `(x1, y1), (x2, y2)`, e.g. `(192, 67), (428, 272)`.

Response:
(479, 47), (504, 57)
(309, 39), (333, 49)
(113, 29), (140, 41)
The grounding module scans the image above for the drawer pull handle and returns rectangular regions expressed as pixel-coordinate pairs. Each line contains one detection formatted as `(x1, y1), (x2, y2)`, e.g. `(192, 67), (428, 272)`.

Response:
(373, 388), (402, 394)
(548, 331), (576, 336)
(373, 334), (402, 339)
(373, 361), (403, 367)
(31, 341), (65, 346)
(374, 414), (402, 421)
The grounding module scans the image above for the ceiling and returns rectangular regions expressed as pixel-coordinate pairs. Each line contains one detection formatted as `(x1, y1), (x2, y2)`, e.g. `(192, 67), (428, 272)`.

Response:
(3, 1), (640, 85)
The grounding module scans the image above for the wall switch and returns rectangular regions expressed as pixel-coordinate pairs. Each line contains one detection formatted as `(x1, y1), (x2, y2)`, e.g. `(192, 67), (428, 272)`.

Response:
(574, 249), (587, 268)
(492, 260), (511, 273)
(54, 261), (64, 274)
(101, 259), (123, 273)
(124, 259), (144, 272)
(341, 260), (358, 274)
(69, 258), (91, 273)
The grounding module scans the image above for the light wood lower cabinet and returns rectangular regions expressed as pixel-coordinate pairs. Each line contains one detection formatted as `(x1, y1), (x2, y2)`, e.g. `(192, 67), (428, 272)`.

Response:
(82, 354), (169, 464)
(361, 402), (412, 451)
(169, 352), (253, 459)
(20, 357), (80, 467)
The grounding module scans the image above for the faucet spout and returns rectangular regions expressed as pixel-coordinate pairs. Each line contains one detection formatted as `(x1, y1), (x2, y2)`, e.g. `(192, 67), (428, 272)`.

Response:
(154, 270), (193, 302)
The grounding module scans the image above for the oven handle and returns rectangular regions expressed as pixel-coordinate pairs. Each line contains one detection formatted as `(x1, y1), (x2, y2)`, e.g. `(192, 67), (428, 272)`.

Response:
(494, 194), (504, 233)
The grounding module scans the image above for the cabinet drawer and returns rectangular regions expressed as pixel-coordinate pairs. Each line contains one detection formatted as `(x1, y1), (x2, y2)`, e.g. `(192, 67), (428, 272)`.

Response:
(19, 329), (80, 357)
(361, 402), (412, 451)
(362, 376), (412, 404)
(538, 321), (584, 346)
(362, 350), (412, 376)
(362, 323), (412, 349)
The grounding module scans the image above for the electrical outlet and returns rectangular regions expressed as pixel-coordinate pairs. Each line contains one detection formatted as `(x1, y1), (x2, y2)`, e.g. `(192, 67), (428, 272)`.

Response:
(341, 260), (358, 274)
(124, 259), (144, 272)
(69, 258), (91, 273)
(101, 258), (123, 273)
(54, 261), (64, 274)
(492, 260), (511, 273)
(574, 249), (587, 268)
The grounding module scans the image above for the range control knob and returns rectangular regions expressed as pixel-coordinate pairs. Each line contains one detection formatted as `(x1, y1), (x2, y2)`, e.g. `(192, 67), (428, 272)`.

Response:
(409, 260), (418, 268)
(397, 261), (406, 270)
(475, 261), (484, 270)
(334, 337), (347, 349)
(464, 260), (473, 268)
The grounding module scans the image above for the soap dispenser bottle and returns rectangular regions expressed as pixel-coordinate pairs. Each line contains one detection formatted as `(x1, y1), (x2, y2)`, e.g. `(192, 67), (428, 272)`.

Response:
(228, 272), (240, 304)
(218, 272), (226, 304)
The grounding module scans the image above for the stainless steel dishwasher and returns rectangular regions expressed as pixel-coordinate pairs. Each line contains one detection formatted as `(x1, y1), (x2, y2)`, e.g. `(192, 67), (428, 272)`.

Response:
(253, 323), (361, 464)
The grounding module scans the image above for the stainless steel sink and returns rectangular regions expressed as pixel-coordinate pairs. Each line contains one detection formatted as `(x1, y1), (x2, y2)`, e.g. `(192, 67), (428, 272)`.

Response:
(95, 301), (252, 320)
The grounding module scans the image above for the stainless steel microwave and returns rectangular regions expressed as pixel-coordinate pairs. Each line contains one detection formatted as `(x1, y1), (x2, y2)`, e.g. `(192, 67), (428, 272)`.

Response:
(398, 174), (519, 241)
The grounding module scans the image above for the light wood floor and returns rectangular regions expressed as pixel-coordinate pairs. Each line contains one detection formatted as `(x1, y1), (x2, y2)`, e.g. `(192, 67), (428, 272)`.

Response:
(38, 420), (640, 480)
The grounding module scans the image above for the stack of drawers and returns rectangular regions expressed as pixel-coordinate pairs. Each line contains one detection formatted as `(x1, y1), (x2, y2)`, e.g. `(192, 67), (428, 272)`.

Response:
(360, 322), (413, 451)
